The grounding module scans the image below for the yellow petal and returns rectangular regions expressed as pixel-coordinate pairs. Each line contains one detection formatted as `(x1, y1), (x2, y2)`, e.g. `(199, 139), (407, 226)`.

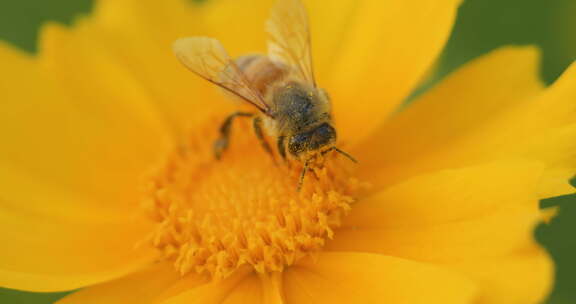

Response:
(451, 245), (553, 304)
(507, 63), (576, 196)
(0, 200), (154, 292)
(351, 161), (544, 226)
(517, 61), (576, 127)
(94, 0), (236, 134)
(95, 0), (202, 45)
(358, 48), (576, 198)
(57, 264), (183, 304)
(161, 269), (263, 304)
(356, 46), (545, 189)
(220, 275), (264, 304)
(329, 0), (463, 143)
(329, 204), (540, 263)
(326, 161), (544, 261)
(0, 43), (156, 287)
(284, 252), (477, 304)
(0, 14), (165, 295)
(524, 124), (576, 197)
(304, 0), (357, 73)
(39, 22), (167, 133)
(0, 39), (167, 213)
(435, 63), (576, 197)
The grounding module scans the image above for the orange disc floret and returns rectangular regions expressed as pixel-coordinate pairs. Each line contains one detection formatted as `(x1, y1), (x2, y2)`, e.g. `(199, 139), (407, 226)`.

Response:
(141, 120), (364, 279)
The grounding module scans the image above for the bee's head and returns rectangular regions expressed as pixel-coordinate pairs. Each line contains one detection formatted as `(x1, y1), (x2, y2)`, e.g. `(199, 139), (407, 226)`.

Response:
(288, 123), (336, 157)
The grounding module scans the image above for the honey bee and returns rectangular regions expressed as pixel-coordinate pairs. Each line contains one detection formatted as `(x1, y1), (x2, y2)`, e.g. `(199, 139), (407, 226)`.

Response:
(173, 0), (356, 190)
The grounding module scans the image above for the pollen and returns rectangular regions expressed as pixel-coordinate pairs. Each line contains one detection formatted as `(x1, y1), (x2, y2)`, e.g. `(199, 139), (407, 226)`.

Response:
(141, 119), (363, 280)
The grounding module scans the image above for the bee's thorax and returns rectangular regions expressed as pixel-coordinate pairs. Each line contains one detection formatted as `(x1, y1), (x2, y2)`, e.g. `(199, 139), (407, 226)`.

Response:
(235, 55), (334, 158)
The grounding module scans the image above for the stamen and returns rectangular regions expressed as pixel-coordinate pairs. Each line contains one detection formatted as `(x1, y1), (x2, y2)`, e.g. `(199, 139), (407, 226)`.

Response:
(141, 119), (365, 279)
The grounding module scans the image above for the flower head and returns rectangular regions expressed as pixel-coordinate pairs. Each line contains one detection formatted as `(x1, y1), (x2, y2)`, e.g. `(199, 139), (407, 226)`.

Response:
(144, 122), (360, 279)
(1, 0), (574, 303)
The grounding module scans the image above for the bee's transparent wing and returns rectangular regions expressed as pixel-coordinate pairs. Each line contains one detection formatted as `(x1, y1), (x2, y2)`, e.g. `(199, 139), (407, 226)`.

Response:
(173, 37), (270, 114)
(267, 0), (316, 86)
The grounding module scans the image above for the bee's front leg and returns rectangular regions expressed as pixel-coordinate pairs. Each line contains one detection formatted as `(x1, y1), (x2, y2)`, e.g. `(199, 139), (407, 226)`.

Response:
(214, 112), (254, 159)
(252, 116), (276, 164)
(277, 135), (290, 167)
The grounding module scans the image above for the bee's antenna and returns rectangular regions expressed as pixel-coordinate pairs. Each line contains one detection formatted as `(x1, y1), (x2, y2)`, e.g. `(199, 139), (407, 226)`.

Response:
(297, 159), (311, 192)
(333, 147), (358, 163)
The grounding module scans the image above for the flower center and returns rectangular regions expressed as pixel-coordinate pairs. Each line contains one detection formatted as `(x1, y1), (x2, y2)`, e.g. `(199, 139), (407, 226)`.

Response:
(141, 117), (361, 279)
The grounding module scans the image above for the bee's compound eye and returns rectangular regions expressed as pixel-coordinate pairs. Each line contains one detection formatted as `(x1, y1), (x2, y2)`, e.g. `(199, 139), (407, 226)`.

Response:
(315, 123), (334, 138)
(309, 124), (336, 150)
(288, 134), (308, 155)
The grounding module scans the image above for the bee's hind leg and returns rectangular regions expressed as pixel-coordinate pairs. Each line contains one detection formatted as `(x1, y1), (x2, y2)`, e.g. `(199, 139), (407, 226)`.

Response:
(214, 111), (254, 159)
(252, 116), (277, 164)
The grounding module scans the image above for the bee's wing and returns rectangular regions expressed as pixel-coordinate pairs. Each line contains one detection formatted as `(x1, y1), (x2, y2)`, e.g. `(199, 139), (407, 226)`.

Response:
(173, 37), (270, 114)
(267, 0), (316, 86)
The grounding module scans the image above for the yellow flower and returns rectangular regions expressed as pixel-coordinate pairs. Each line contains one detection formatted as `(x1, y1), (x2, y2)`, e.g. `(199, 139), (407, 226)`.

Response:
(0, 0), (574, 303)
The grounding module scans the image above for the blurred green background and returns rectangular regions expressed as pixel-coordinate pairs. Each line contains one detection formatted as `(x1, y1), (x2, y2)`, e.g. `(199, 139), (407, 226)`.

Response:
(0, 0), (574, 303)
